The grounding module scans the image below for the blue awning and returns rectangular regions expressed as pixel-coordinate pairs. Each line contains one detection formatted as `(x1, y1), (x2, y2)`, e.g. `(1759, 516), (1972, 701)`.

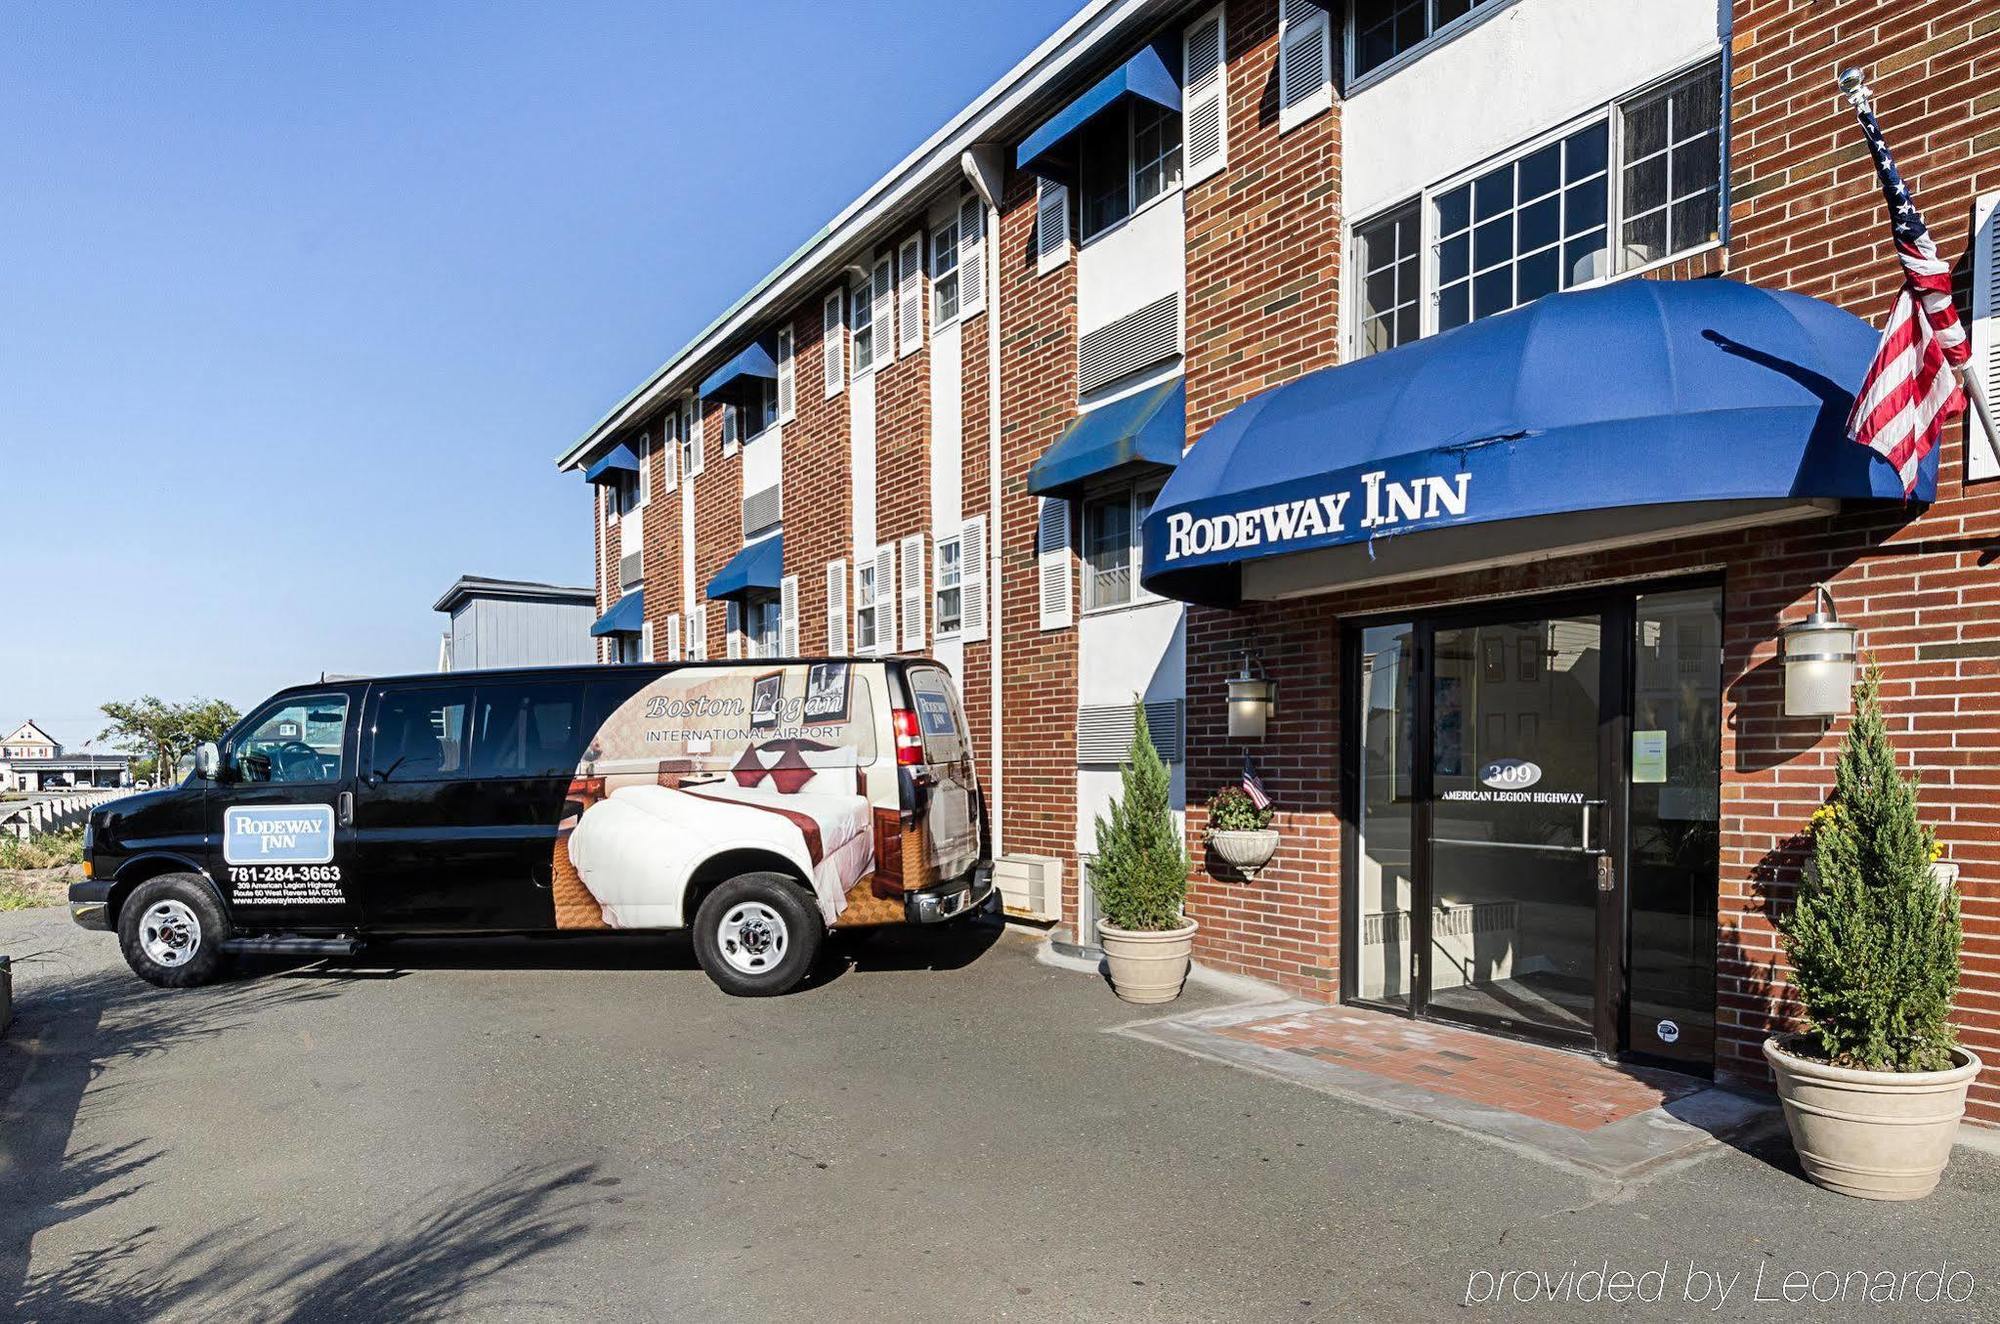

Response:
(583, 444), (640, 485)
(705, 534), (783, 600)
(1027, 379), (1185, 499)
(590, 590), (643, 637)
(699, 341), (778, 399)
(1142, 278), (1931, 608)
(1016, 44), (1180, 176)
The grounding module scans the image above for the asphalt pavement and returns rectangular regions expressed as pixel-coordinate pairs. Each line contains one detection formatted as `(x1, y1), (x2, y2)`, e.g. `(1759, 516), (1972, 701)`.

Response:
(2, 904), (1996, 1322)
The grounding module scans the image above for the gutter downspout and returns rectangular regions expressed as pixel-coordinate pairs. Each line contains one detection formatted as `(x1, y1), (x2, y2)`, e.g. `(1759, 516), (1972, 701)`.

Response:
(962, 146), (1006, 860)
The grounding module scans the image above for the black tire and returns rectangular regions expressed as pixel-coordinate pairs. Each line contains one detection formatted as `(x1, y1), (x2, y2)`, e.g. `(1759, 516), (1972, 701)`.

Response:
(690, 872), (823, 997)
(118, 873), (231, 988)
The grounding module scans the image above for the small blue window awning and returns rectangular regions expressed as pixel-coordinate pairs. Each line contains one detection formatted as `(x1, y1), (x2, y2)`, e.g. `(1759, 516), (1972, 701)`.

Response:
(1017, 44), (1180, 176)
(1142, 278), (1932, 608)
(1027, 379), (1186, 500)
(699, 342), (778, 399)
(590, 590), (643, 637)
(583, 444), (640, 485)
(704, 534), (783, 600)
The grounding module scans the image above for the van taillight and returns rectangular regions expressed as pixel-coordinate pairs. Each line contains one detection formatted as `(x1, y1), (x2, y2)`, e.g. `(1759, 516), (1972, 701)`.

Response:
(892, 709), (925, 766)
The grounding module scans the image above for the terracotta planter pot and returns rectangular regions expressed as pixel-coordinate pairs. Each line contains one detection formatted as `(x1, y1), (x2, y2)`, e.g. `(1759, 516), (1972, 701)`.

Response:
(1763, 1036), (1982, 1201)
(1097, 919), (1198, 1004)
(1207, 828), (1279, 877)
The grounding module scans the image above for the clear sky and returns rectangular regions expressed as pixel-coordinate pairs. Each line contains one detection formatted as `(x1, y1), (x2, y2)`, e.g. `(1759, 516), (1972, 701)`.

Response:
(0, 0), (1082, 749)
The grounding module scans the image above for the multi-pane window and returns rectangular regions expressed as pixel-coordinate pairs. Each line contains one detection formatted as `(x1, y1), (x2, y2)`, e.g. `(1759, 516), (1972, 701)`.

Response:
(934, 535), (963, 636)
(1435, 122), (1608, 332)
(740, 593), (781, 657)
(931, 219), (960, 325)
(1619, 64), (1724, 266)
(721, 379), (777, 449)
(849, 277), (875, 375)
(1081, 478), (1165, 612)
(1079, 101), (1183, 242)
(1354, 201), (1421, 357)
(1351, 0), (1498, 80)
(855, 561), (880, 651)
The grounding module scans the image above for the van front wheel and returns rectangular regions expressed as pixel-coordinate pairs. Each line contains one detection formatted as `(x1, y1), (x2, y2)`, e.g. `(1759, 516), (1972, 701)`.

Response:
(691, 873), (822, 996)
(119, 874), (230, 988)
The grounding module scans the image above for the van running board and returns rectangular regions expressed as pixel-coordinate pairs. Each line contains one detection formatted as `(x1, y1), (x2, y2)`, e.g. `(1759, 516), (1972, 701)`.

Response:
(220, 936), (362, 958)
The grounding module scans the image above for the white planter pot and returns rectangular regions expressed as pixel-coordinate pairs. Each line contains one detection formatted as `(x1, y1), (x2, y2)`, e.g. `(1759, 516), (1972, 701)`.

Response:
(1763, 1036), (1982, 1201)
(1097, 919), (1198, 1005)
(1207, 828), (1279, 877)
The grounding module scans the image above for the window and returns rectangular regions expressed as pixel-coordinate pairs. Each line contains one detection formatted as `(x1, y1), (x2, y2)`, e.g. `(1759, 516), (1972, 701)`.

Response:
(737, 593), (781, 658)
(1081, 478), (1164, 612)
(1351, 0), (1500, 81)
(932, 217), (961, 325)
(232, 694), (350, 784)
(1619, 64), (1724, 267)
(850, 276), (876, 375)
(720, 378), (777, 450)
(1079, 100), (1182, 242)
(1354, 201), (1421, 357)
(1436, 122), (1608, 331)
(680, 397), (702, 478)
(368, 687), (472, 782)
(934, 533), (963, 636)
(855, 560), (880, 652)
(468, 683), (586, 779)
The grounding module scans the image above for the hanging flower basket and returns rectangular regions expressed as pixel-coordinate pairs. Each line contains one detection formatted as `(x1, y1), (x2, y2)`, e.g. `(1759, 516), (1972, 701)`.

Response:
(1206, 828), (1279, 877)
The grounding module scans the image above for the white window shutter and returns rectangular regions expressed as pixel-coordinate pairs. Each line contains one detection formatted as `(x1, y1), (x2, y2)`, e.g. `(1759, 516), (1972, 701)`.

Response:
(776, 326), (796, 422)
(666, 612), (682, 662)
(873, 543), (896, 654)
(637, 434), (653, 505)
(899, 533), (925, 651)
(722, 402), (739, 457)
(871, 258), (894, 365)
(725, 600), (742, 658)
(1277, 0), (1332, 132)
(959, 514), (987, 643)
(1037, 497), (1072, 630)
(826, 559), (848, 652)
(689, 399), (705, 476)
(822, 289), (844, 398)
(1183, 7), (1228, 185)
(1036, 179), (1070, 275)
(897, 233), (924, 357)
(641, 619), (654, 662)
(780, 574), (800, 655)
(957, 195), (986, 316)
(1971, 191), (2000, 483)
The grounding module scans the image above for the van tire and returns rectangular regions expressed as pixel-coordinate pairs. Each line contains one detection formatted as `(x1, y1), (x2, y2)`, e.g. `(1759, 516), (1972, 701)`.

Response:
(691, 872), (822, 997)
(119, 873), (230, 988)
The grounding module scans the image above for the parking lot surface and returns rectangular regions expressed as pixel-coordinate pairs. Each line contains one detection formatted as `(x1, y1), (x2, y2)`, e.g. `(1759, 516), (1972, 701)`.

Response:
(3, 905), (1997, 1322)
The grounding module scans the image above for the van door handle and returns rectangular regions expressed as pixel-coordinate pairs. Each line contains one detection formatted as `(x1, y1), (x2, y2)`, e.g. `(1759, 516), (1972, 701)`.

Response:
(337, 790), (354, 827)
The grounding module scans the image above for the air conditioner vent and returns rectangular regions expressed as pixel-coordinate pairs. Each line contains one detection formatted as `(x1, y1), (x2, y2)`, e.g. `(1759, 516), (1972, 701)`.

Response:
(1077, 293), (1180, 394)
(1076, 699), (1183, 764)
(742, 484), (783, 539)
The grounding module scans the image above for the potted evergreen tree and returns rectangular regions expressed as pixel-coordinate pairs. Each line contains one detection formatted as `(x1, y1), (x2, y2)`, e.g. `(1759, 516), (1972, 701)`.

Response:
(1766, 666), (1980, 1200)
(1089, 700), (1196, 1004)
(1205, 785), (1278, 877)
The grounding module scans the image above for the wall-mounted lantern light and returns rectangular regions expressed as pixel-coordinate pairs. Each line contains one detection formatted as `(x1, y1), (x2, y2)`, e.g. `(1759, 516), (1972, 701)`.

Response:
(1781, 582), (1858, 719)
(1227, 653), (1276, 740)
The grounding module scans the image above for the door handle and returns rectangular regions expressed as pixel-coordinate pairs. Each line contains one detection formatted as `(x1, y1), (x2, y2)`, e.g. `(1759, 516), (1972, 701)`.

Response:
(1580, 798), (1607, 853)
(337, 790), (354, 827)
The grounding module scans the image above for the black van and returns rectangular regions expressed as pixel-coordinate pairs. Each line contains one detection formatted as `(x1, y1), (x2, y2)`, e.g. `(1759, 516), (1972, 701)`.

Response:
(71, 658), (991, 996)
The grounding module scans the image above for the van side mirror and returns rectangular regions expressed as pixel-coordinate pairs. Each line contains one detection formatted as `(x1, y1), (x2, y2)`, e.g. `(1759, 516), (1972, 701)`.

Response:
(194, 742), (222, 781)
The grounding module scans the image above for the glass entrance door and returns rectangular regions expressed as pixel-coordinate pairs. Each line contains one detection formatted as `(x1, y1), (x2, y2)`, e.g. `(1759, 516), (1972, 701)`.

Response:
(1423, 612), (1609, 1046)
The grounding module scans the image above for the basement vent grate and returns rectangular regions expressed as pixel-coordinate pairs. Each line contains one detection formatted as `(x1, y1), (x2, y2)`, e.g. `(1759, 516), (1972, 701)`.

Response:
(1077, 293), (1181, 394)
(1076, 699), (1183, 764)
(742, 484), (783, 539)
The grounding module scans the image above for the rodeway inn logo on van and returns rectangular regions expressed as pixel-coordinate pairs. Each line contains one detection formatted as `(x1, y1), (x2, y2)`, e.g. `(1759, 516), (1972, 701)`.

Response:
(223, 804), (336, 865)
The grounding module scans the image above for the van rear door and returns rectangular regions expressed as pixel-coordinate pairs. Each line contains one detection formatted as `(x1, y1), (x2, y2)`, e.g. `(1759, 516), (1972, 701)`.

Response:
(900, 664), (982, 883)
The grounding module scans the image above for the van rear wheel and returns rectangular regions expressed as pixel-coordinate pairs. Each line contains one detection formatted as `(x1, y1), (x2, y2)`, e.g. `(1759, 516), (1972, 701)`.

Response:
(691, 873), (822, 996)
(119, 874), (230, 988)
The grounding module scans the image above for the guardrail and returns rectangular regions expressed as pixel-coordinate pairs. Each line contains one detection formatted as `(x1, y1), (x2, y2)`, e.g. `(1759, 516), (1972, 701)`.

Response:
(0, 788), (128, 840)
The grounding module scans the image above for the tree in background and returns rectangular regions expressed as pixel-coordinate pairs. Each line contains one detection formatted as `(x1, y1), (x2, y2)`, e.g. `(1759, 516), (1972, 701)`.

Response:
(98, 696), (240, 785)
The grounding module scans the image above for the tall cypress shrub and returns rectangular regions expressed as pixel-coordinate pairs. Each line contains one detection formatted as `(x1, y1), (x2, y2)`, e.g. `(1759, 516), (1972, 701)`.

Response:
(1781, 667), (1961, 1072)
(1089, 700), (1188, 931)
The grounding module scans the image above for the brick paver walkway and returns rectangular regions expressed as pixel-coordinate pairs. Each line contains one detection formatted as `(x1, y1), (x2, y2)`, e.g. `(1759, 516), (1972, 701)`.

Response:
(1214, 1006), (1708, 1132)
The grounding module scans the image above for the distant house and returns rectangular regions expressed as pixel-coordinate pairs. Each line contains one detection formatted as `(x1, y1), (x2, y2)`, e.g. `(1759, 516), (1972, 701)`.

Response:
(434, 576), (597, 672)
(3, 720), (58, 762)
(0, 720), (132, 793)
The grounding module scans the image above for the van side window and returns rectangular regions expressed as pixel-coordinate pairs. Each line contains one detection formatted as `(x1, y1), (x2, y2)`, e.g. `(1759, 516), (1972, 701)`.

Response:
(369, 687), (473, 781)
(235, 694), (350, 784)
(469, 683), (588, 779)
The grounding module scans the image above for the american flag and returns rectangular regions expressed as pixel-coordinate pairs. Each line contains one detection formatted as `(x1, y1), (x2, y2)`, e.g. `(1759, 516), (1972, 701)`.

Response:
(1240, 754), (1270, 811)
(1843, 83), (1968, 495)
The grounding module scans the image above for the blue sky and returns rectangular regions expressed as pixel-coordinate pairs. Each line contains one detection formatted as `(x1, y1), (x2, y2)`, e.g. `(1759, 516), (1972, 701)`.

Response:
(0, 0), (1082, 749)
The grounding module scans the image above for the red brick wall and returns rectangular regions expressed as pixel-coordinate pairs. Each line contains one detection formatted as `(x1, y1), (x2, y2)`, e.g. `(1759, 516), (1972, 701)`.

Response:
(959, 280), (996, 780)
(787, 291), (854, 656)
(875, 249), (933, 645)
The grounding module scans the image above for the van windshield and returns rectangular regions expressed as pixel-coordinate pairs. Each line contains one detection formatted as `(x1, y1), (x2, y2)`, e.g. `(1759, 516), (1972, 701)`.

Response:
(234, 694), (350, 784)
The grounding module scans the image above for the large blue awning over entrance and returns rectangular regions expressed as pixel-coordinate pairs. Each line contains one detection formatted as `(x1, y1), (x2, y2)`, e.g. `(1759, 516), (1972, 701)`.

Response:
(705, 534), (783, 600)
(1028, 379), (1185, 500)
(1141, 279), (1930, 607)
(1017, 44), (1180, 177)
(590, 590), (643, 637)
(584, 444), (640, 485)
(699, 341), (778, 399)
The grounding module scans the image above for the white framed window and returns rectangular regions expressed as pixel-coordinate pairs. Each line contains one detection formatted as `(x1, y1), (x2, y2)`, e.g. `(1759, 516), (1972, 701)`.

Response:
(822, 288), (845, 397)
(1357, 59), (1724, 355)
(934, 532), (963, 637)
(850, 275), (876, 376)
(1078, 100), (1182, 243)
(776, 325), (796, 422)
(681, 397), (703, 479)
(1080, 477), (1165, 613)
(720, 378), (776, 454)
(1349, 0), (1503, 85)
(855, 558), (881, 652)
(931, 215), (962, 327)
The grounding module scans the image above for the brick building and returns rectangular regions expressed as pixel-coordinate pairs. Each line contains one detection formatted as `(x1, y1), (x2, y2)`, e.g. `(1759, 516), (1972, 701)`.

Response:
(558, 0), (2000, 1122)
